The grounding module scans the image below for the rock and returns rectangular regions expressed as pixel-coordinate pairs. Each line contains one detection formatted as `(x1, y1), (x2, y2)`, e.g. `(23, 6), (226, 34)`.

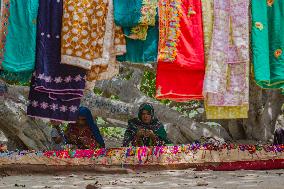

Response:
(196, 180), (209, 186)
(86, 181), (100, 189)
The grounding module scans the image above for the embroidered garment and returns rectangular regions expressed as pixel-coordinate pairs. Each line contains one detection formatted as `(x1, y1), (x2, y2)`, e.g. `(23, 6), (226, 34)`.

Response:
(114, 0), (157, 40)
(27, 0), (86, 122)
(61, 0), (108, 70)
(203, 0), (250, 119)
(155, 0), (205, 101)
(0, 0), (38, 72)
(114, 0), (158, 63)
(86, 0), (126, 82)
(123, 103), (171, 147)
(0, 0), (10, 69)
(252, 0), (284, 93)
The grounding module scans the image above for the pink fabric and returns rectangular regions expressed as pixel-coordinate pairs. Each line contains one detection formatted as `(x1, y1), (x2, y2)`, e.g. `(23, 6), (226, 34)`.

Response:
(203, 0), (249, 106)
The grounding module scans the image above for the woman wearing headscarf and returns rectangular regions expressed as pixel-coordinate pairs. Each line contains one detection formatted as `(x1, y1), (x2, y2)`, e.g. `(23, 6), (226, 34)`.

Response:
(123, 103), (171, 147)
(65, 107), (105, 149)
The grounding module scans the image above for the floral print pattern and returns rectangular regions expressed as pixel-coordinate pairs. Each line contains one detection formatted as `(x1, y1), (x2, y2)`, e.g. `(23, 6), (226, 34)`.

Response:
(0, 0), (10, 68)
(267, 0), (274, 7)
(61, 0), (109, 70)
(255, 22), (264, 30)
(128, 0), (158, 40)
(158, 0), (182, 62)
(203, 0), (250, 119)
(274, 49), (282, 58)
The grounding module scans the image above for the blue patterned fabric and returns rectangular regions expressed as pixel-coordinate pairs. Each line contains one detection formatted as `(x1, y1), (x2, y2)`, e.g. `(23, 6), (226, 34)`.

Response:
(27, 0), (86, 122)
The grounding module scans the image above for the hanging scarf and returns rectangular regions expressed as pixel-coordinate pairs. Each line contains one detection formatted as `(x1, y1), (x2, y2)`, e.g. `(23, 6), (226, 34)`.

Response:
(251, 0), (284, 93)
(203, 0), (250, 119)
(155, 0), (205, 102)
(123, 103), (171, 147)
(114, 0), (159, 63)
(27, 0), (86, 122)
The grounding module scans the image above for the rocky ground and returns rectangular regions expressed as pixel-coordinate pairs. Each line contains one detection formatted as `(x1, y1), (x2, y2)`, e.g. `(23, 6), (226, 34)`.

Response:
(0, 169), (284, 189)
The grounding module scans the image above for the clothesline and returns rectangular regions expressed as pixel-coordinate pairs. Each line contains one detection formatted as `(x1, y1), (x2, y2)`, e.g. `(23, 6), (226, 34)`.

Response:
(0, 0), (283, 122)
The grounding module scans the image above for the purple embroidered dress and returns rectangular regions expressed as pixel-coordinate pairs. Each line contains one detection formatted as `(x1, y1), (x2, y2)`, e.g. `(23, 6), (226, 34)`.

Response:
(27, 0), (86, 122)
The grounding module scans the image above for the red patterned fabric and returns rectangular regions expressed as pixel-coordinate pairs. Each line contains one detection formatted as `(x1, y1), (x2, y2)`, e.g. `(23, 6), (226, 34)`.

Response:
(156, 0), (205, 102)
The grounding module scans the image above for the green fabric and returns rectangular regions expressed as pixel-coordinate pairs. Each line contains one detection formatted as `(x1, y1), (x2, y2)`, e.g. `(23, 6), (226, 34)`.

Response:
(114, 0), (158, 63)
(1, 0), (38, 72)
(251, 0), (284, 93)
(0, 70), (32, 84)
(123, 103), (171, 147)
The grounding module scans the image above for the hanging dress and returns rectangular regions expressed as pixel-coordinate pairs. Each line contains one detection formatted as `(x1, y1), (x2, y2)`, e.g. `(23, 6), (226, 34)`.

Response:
(27, 0), (86, 122)
(114, 0), (159, 63)
(61, 0), (125, 84)
(0, 0), (37, 83)
(155, 0), (205, 102)
(251, 0), (284, 94)
(85, 0), (126, 84)
(203, 0), (250, 119)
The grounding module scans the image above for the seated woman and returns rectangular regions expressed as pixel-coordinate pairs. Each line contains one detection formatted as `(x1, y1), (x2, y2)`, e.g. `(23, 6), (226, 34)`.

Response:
(274, 127), (284, 145)
(123, 103), (171, 147)
(65, 107), (105, 149)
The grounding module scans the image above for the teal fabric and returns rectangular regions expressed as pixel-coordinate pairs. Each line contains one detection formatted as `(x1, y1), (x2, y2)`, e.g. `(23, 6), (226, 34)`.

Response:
(113, 0), (158, 63)
(117, 25), (158, 63)
(251, 0), (284, 93)
(1, 0), (39, 72)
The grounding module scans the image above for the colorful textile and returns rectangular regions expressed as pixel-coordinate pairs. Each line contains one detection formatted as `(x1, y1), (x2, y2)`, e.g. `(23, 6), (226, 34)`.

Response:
(201, 0), (214, 62)
(65, 107), (105, 149)
(123, 103), (171, 147)
(114, 0), (158, 63)
(86, 0), (125, 82)
(251, 0), (284, 93)
(61, 0), (108, 70)
(203, 0), (250, 119)
(0, 0), (10, 69)
(27, 0), (86, 122)
(155, 0), (205, 101)
(1, 0), (38, 72)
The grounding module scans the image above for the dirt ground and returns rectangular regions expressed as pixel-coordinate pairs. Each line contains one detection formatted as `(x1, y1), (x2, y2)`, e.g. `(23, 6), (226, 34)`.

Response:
(0, 169), (284, 189)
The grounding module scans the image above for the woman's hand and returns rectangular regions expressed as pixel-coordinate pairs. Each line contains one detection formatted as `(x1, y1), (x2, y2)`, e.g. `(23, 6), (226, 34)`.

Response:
(136, 129), (145, 138)
(144, 129), (155, 138)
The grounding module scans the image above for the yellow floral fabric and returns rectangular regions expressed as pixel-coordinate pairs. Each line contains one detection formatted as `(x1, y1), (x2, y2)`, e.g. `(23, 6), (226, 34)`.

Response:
(61, 0), (109, 70)
(86, 0), (126, 82)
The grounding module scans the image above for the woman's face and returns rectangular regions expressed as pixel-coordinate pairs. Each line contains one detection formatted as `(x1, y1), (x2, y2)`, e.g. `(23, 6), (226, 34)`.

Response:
(77, 116), (87, 126)
(141, 110), (152, 124)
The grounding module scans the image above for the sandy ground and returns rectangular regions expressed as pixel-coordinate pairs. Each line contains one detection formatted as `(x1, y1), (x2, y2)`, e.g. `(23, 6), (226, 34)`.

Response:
(0, 169), (284, 189)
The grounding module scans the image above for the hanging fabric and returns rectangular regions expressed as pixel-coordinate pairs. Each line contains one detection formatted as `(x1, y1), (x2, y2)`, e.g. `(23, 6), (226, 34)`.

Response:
(61, 0), (108, 70)
(86, 0), (126, 83)
(27, 0), (86, 122)
(203, 0), (250, 119)
(201, 0), (214, 62)
(114, 0), (159, 63)
(0, 0), (38, 72)
(155, 0), (205, 101)
(0, 0), (10, 69)
(251, 0), (284, 94)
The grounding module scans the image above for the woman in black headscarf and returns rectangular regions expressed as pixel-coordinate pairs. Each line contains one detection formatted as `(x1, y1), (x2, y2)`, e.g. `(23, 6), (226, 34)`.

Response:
(123, 103), (171, 147)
